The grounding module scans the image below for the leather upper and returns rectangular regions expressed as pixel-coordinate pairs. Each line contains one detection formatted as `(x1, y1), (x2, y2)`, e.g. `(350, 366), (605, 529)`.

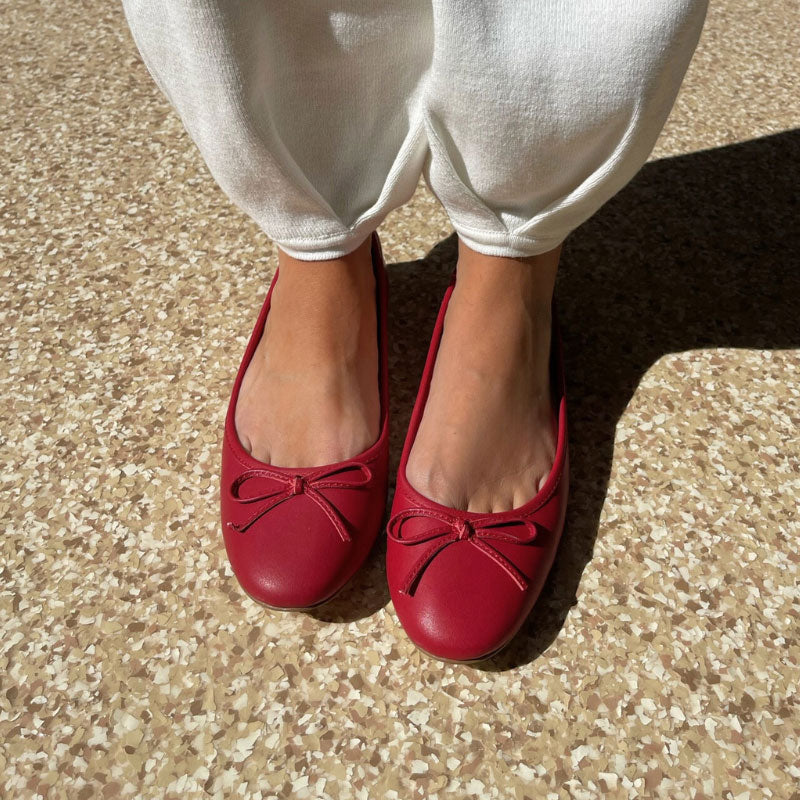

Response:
(386, 276), (570, 661)
(220, 232), (390, 609)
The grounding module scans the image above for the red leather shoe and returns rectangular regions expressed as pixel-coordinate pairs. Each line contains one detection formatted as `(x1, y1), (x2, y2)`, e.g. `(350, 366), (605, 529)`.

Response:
(386, 275), (569, 662)
(220, 231), (390, 610)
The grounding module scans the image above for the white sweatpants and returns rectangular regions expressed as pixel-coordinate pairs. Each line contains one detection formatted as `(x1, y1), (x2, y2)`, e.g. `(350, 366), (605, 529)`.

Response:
(122, 1), (708, 260)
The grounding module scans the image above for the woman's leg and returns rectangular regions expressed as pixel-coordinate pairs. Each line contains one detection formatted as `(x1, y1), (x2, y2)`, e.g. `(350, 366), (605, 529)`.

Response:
(408, 0), (709, 511)
(121, 1), (431, 465)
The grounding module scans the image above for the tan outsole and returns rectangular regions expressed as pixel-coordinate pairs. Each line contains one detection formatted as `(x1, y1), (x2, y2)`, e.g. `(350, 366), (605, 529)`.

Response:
(410, 637), (511, 665)
(238, 578), (349, 613)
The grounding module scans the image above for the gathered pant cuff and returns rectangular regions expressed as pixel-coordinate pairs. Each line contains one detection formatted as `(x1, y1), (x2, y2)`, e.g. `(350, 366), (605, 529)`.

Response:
(272, 224), (378, 261)
(452, 225), (567, 259)
(275, 222), (567, 261)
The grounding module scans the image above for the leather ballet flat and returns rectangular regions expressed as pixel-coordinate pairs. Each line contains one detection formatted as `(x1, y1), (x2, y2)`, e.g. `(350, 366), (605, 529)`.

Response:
(220, 231), (390, 610)
(386, 273), (570, 662)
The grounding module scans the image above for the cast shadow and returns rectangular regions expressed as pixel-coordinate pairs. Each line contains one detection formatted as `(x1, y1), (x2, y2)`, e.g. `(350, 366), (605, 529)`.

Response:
(381, 129), (799, 666)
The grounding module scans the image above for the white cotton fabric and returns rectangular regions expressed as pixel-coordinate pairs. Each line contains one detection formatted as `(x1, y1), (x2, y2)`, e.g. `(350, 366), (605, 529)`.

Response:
(122, 0), (708, 260)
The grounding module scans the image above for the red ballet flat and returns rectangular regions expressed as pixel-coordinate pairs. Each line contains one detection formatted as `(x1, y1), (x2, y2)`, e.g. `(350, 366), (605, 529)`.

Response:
(386, 273), (569, 662)
(220, 231), (390, 610)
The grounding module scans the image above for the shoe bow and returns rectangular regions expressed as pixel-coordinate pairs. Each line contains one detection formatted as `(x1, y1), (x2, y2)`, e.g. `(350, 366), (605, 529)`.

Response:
(227, 462), (373, 543)
(387, 508), (539, 595)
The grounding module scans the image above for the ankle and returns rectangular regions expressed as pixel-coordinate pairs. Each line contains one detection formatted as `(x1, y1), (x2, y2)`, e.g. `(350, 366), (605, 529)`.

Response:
(456, 238), (560, 312)
(266, 240), (377, 360)
(446, 278), (551, 365)
(276, 235), (374, 293)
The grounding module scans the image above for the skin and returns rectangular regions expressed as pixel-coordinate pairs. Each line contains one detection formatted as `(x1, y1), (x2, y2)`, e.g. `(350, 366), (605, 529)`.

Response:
(235, 234), (560, 514)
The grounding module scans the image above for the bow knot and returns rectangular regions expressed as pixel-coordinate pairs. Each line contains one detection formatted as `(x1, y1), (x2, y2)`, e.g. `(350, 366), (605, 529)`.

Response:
(387, 508), (539, 595)
(454, 519), (473, 541)
(227, 462), (372, 543)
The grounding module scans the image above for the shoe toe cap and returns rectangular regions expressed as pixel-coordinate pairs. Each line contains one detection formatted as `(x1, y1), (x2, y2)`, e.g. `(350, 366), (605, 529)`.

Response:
(389, 544), (535, 662)
(223, 497), (365, 609)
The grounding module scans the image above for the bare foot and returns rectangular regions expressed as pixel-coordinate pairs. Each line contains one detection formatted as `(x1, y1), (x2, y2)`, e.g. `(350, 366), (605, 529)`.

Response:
(405, 238), (561, 513)
(234, 235), (380, 467)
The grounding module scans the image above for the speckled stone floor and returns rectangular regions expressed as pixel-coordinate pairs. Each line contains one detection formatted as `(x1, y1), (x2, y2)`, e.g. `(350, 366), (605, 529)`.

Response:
(2, 1), (798, 798)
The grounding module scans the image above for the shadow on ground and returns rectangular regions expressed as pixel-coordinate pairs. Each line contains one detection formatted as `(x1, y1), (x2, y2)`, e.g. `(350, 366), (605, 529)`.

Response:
(313, 129), (800, 657)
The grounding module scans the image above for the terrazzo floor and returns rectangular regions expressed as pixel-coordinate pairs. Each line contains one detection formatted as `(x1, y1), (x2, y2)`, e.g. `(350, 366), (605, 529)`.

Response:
(1, 1), (798, 798)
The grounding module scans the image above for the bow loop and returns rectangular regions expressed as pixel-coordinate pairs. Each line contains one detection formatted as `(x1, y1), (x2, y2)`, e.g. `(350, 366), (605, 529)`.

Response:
(227, 461), (373, 542)
(388, 507), (539, 595)
(469, 516), (539, 544)
(387, 507), (459, 544)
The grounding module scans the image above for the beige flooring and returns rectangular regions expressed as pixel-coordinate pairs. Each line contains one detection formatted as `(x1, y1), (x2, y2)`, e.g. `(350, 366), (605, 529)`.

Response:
(1, 1), (798, 798)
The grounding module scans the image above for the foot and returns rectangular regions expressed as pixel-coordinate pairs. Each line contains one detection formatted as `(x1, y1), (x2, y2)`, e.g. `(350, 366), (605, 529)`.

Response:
(235, 235), (380, 467)
(405, 238), (561, 513)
